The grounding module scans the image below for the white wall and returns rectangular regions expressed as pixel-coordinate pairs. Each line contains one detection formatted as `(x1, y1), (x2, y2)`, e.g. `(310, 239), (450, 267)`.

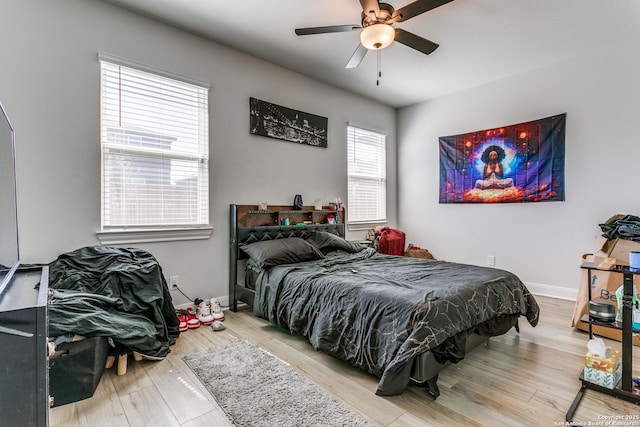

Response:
(397, 47), (640, 300)
(1, 0), (396, 306)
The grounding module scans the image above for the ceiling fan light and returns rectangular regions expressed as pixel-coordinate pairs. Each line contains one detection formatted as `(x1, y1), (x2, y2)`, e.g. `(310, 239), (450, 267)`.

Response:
(360, 24), (395, 50)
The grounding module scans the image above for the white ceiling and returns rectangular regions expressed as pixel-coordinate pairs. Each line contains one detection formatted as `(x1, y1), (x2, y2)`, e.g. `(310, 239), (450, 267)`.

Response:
(103, 0), (640, 108)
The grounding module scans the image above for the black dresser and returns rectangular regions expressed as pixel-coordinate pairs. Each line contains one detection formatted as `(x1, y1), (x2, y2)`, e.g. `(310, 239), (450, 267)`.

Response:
(0, 265), (50, 425)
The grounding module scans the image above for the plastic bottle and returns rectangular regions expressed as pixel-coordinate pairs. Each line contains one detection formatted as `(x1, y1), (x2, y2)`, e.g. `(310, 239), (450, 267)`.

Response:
(615, 285), (624, 323)
(615, 284), (640, 331)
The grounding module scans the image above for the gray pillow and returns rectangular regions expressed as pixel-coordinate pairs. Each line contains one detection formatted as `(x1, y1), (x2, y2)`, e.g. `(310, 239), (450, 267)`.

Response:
(306, 231), (367, 254)
(240, 237), (324, 269)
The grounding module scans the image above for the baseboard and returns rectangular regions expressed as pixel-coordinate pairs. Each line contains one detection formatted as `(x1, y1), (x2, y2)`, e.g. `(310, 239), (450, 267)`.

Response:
(175, 295), (230, 311)
(218, 295), (230, 309)
(174, 302), (196, 310)
(525, 281), (577, 301)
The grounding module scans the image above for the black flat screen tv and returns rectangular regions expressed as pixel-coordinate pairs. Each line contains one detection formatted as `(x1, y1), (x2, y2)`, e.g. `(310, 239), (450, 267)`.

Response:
(0, 101), (19, 295)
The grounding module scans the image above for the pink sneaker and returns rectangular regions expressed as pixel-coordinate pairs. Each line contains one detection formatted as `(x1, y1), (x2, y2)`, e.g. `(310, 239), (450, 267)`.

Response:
(210, 298), (224, 321)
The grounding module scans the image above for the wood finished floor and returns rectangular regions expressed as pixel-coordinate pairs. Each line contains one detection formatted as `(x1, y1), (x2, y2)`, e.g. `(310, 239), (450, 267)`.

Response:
(50, 295), (640, 427)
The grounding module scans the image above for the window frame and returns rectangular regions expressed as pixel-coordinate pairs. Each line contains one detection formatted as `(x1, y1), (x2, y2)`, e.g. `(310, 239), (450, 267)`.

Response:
(96, 53), (212, 244)
(346, 123), (387, 230)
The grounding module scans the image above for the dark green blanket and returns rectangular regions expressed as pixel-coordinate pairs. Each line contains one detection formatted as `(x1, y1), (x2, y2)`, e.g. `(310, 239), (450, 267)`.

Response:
(48, 246), (180, 358)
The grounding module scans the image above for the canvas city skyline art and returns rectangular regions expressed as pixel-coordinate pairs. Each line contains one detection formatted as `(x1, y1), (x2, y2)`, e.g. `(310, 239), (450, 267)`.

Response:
(249, 97), (328, 148)
(439, 114), (566, 204)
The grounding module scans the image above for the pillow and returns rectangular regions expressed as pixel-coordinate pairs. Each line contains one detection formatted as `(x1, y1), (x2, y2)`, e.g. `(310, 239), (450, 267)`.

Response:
(306, 231), (367, 254)
(240, 237), (324, 269)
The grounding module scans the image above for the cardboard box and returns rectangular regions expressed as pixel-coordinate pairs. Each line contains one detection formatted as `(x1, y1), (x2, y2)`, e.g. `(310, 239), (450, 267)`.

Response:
(584, 364), (621, 389)
(584, 348), (620, 373)
(573, 216), (640, 345)
(594, 235), (640, 265)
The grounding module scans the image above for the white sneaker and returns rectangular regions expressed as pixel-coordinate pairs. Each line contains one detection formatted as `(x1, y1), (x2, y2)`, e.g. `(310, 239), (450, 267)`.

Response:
(197, 301), (214, 325)
(210, 298), (225, 321)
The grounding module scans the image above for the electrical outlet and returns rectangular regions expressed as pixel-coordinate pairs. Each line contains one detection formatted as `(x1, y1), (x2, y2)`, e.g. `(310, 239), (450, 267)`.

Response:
(487, 255), (495, 266)
(169, 275), (179, 288)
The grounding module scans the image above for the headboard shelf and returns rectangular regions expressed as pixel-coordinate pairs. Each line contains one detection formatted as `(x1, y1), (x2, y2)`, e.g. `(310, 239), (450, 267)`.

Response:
(236, 204), (344, 227)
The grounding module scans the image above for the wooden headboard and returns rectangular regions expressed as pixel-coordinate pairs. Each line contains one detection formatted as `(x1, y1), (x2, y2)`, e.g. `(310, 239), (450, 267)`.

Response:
(229, 204), (345, 311)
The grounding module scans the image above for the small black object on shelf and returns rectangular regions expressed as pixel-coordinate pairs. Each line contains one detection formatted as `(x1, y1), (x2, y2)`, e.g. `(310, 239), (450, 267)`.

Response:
(588, 300), (616, 323)
(293, 194), (303, 210)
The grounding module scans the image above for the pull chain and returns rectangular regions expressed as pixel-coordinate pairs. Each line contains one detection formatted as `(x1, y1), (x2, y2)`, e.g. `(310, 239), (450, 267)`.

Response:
(376, 49), (381, 86)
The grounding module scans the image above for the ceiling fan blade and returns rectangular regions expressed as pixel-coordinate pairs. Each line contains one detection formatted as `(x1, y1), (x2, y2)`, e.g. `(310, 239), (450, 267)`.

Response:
(393, 0), (454, 22)
(345, 44), (368, 68)
(394, 28), (439, 55)
(359, 0), (381, 17)
(295, 25), (360, 36)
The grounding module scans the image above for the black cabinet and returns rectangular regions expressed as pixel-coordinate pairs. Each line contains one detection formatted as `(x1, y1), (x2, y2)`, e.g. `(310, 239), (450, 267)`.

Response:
(0, 266), (50, 426)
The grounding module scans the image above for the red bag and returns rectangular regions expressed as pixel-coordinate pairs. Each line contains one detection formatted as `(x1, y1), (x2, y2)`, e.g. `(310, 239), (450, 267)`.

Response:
(375, 227), (406, 256)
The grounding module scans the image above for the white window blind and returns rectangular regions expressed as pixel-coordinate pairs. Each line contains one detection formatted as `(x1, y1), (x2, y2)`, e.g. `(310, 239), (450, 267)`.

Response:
(100, 59), (209, 229)
(347, 125), (386, 224)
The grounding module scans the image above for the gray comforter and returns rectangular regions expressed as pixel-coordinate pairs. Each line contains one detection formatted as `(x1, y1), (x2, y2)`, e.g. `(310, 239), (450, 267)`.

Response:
(253, 249), (539, 395)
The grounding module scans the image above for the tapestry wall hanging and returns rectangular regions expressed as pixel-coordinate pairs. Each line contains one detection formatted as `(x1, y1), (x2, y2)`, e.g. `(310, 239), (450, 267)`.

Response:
(439, 113), (566, 204)
(249, 97), (328, 148)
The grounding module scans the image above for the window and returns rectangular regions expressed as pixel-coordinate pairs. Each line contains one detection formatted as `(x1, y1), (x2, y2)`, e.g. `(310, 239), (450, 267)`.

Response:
(347, 125), (386, 225)
(100, 56), (209, 233)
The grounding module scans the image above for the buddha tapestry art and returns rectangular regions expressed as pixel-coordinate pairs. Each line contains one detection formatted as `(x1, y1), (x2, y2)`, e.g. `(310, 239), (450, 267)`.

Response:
(439, 113), (566, 204)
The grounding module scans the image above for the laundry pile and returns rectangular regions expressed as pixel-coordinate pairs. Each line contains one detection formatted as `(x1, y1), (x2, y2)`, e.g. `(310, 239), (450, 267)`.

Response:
(48, 246), (180, 359)
(599, 214), (640, 242)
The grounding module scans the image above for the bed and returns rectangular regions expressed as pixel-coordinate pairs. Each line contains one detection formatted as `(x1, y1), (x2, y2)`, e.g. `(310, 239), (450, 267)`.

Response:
(229, 204), (540, 397)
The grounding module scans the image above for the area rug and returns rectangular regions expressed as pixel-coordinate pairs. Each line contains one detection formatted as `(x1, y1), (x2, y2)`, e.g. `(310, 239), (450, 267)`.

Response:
(182, 339), (371, 427)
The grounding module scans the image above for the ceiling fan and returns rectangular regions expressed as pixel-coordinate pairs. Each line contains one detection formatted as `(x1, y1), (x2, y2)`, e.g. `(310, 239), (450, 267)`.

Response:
(295, 0), (454, 69)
